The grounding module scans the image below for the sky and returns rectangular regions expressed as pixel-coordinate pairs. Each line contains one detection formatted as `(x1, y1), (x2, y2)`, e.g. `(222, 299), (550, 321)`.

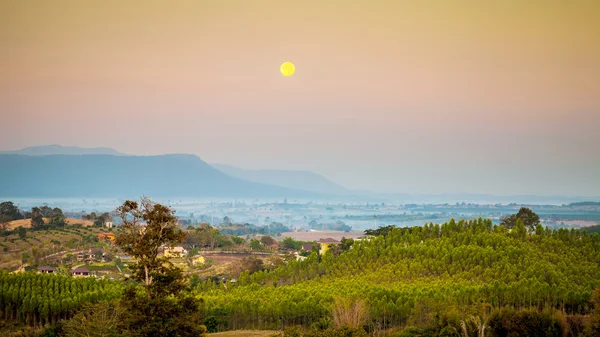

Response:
(1, 1), (599, 196)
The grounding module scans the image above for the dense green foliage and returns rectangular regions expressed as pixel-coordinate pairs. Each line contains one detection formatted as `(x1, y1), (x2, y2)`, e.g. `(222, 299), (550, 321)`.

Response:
(500, 207), (539, 230)
(0, 201), (22, 224)
(196, 218), (600, 333)
(585, 224), (600, 235)
(0, 271), (121, 327)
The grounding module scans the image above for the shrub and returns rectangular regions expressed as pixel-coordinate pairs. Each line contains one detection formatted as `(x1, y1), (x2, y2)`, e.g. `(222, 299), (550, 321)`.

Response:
(203, 316), (218, 333)
(283, 326), (303, 337)
(488, 308), (564, 337)
(389, 326), (422, 337)
(305, 327), (368, 337)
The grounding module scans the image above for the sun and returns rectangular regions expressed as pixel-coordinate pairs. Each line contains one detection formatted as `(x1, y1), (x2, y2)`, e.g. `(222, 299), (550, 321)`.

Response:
(280, 62), (295, 77)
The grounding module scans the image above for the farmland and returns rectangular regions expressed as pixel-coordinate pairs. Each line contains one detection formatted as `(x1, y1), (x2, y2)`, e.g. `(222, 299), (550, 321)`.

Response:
(0, 225), (113, 272)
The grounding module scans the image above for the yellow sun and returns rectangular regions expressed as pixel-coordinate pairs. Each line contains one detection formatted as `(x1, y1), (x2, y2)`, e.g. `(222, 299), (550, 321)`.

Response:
(280, 62), (295, 77)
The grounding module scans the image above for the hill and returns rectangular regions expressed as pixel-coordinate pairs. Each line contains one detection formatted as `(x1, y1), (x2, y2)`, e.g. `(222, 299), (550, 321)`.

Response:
(0, 154), (319, 198)
(212, 164), (349, 195)
(0, 144), (126, 156)
(198, 219), (600, 333)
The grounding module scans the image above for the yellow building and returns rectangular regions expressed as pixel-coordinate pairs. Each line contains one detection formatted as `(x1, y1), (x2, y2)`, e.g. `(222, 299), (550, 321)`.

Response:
(318, 238), (340, 255)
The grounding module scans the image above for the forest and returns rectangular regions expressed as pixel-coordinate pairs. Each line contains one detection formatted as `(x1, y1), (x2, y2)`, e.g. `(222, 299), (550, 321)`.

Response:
(196, 217), (600, 336)
(2, 201), (600, 336)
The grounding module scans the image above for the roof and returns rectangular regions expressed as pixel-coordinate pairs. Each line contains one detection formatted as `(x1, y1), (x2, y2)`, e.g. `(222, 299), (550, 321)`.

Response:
(39, 266), (56, 271)
(71, 268), (90, 273)
(302, 244), (313, 250)
(165, 246), (186, 251)
(90, 247), (104, 253)
(319, 238), (340, 244)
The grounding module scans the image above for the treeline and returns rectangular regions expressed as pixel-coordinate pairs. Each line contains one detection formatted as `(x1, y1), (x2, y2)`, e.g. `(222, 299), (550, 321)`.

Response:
(308, 220), (352, 232)
(569, 202), (600, 207)
(195, 217), (600, 334)
(0, 272), (121, 327)
(217, 222), (292, 236)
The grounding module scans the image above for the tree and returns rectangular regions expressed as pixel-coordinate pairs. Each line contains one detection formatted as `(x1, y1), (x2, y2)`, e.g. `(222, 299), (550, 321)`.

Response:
(0, 201), (21, 220)
(340, 238), (354, 251)
(30, 207), (44, 227)
(250, 239), (262, 250)
(18, 226), (26, 239)
(115, 198), (207, 337)
(588, 285), (600, 335)
(39, 205), (53, 217)
(48, 207), (67, 227)
(500, 207), (539, 231)
(94, 212), (112, 227)
(282, 237), (300, 250)
(365, 225), (396, 237)
(260, 235), (276, 246)
(0, 214), (11, 233)
(62, 301), (123, 337)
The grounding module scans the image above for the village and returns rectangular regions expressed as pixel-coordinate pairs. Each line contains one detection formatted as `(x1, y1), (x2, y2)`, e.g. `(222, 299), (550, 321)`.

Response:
(30, 224), (366, 283)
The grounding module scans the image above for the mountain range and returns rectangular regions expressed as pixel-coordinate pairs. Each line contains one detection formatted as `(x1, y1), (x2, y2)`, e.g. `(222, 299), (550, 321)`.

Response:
(0, 145), (348, 197)
(0, 154), (322, 198)
(0, 144), (126, 156)
(211, 164), (348, 195)
(1, 146), (597, 203)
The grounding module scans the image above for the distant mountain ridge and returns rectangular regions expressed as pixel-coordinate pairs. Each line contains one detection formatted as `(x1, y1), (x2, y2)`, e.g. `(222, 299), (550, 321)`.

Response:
(0, 145), (126, 156)
(0, 154), (319, 198)
(212, 163), (349, 195)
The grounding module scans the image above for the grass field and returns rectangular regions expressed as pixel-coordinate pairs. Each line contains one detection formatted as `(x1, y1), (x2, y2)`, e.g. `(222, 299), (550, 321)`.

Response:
(210, 331), (277, 337)
(6, 218), (95, 230)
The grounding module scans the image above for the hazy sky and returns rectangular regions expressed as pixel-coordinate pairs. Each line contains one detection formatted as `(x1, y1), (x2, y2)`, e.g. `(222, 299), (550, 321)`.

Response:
(1, 1), (599, 196)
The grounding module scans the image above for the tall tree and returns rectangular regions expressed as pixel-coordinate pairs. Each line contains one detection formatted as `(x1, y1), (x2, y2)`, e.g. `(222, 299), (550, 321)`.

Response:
(0, 201), (21, 220)
(500, 207), (540, 230)
(30, 207), (44, 227)
(115, 198), (207, 337)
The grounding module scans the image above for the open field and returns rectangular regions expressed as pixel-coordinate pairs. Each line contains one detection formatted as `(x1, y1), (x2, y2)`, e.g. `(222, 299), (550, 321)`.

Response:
(6, 218), (95, 230)
(210, 330), (277, 337)
(281, 230), (366, 241)
(202, 252), (258, 264)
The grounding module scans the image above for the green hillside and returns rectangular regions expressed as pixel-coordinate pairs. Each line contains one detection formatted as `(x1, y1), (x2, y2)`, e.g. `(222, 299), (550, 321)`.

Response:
(197, 218), (600, 333)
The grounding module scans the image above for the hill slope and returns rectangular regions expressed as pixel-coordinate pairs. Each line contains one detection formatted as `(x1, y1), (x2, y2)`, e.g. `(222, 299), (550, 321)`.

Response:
(0, 154), (318, 198)
(212, 164), (349, 195)
(0, 145), (125, 156)
(198, 219), (600, 330)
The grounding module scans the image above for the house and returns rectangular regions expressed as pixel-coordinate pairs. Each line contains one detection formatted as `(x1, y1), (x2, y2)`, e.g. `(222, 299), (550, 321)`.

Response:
(318, 238), (340, 255)
(98, 232), (116, 242)
(105, 221), (113, 228)
(89, 247), (105, 257)
(39, 266), (56, 274)
(71, 268), (90, 277)
(164, 246), (187, 257)
(301, 244), (313, 251)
